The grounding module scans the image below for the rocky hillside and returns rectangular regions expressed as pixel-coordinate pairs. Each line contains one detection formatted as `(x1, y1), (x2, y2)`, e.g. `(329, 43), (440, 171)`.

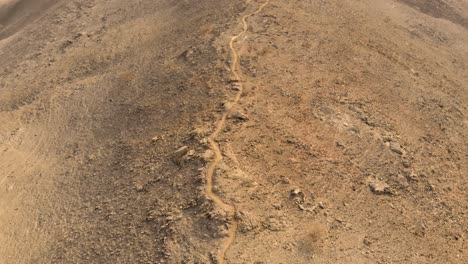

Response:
(0, 0), (466, 263)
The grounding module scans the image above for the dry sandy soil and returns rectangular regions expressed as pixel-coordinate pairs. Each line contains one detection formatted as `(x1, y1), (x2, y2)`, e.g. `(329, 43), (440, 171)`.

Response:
(0, 0), (467, 263)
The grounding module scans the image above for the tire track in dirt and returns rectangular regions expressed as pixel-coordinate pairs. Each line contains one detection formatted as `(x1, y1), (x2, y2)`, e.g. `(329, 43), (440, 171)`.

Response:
(205, 0), (269, 263)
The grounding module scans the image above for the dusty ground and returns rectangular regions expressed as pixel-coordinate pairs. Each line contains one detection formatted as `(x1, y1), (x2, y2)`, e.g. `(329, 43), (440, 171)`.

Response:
(0, 0), (467, 263)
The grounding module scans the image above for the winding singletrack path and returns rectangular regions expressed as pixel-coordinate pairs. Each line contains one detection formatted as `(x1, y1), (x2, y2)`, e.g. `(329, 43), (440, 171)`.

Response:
(204, 0), (270, 263)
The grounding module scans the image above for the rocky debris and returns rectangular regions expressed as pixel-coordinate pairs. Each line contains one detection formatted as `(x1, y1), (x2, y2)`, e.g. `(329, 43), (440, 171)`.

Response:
(146, 208), (182, 227)
(272, 203), (283, 210)
(279, 176), (290, 184)
(2, 0), (466, 261)
(179, 47), (198, 64)
(203, 211), (234, 239)
(336, 141), (345, 148)
(151, 135), (163, 142)
(173, 146), (189, 157)
(192, 127), (211, 138)
(290, 188), (305, 202)
(135, 183), (145, 192)
(73, 32), (89, 40)
(389, 141), (404, 155)
(243, 180), (259, 188)
(236, 211), (260, 233)
(402, 160), (411, 168)
(146, 210), (159, 222)
(318, 202), (325, 209)
(405, 171), (419, 182)
(201, 149), (215, 161)
(297, 203), (316, 213)
(209, 252), (219, 263)
(410, 68), (419, 76)
(383, 137), (404, 155)
(368, 179), (392, 195)
(264, 216), (288, 232)
(289, 157), (299, 163)
(427, 182), (436, 191)
(221, 101), (234, 111)
(396, 174), (410, 188)
(363, 236), (372, 246)
(290, 188), (318, 212)
(196, 137), (208, 147)
(171, 146), (195, 164)
(231, 82), (241, 91)
(188, 150), (195, 156)
(60, 39), (73, 50)
(228, 79), (242, 91)
(206, 207), (230, 223)
(229, 111), (249, 121)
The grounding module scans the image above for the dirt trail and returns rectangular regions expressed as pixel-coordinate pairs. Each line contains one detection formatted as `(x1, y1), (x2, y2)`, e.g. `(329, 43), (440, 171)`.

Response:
(205, 0), (270, 262)
(0, 0), (243, 262)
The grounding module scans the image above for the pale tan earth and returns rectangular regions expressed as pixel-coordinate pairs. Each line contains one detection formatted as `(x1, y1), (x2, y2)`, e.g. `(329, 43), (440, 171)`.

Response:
(0, 0), (467, 263)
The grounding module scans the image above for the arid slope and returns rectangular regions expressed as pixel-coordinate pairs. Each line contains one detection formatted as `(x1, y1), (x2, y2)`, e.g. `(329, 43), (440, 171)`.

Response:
(0, 0), (467, 263)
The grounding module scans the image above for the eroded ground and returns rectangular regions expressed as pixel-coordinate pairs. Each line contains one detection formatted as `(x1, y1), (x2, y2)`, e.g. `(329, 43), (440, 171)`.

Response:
(0, 0), (466, 263)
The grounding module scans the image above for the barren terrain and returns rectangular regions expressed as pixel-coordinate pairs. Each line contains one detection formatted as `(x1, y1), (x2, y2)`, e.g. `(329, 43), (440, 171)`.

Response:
(0, 0), (467, 263)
